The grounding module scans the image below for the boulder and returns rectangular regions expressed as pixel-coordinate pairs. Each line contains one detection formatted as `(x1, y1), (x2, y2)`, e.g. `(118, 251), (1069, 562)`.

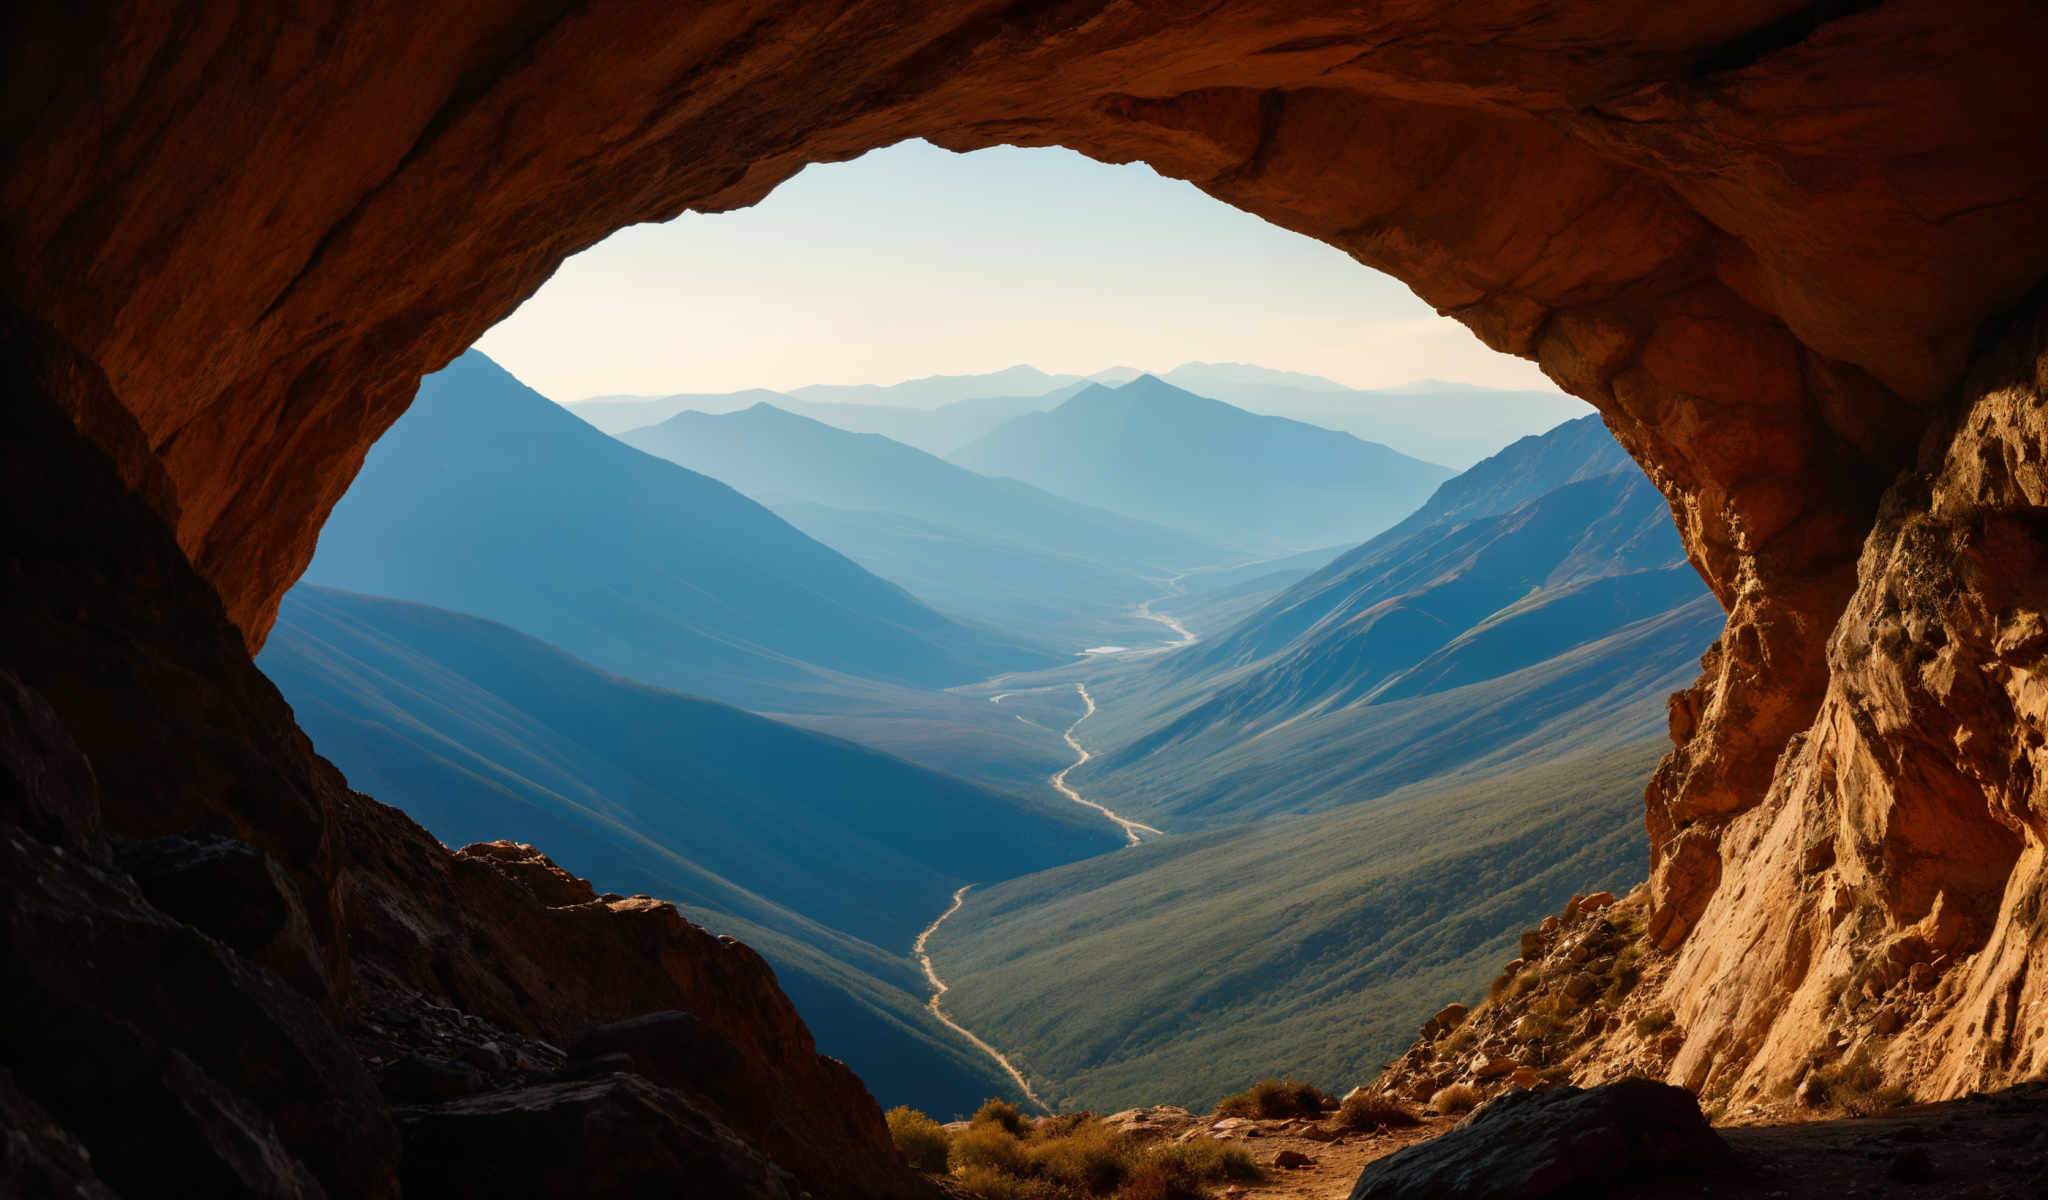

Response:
(1422, 1002), (1471, 1040)
(115, 832), (330, 999)
(1577, 892), (1617, 915)
(1271, 1149), (1316, 1169)
(1473, 1055), (1519, 1080)
(396, 1074), (800, 1200)
(1100, 1106), (1197, 1142)
(1349, 1079), (1729, 1199)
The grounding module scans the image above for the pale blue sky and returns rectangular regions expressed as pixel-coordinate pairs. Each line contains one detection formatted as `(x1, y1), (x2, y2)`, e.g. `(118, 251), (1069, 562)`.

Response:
(477, 140), (1557, 402)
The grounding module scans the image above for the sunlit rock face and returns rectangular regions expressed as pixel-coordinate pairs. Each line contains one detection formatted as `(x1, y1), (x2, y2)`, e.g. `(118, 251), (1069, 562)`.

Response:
(3, 0), (2047, 1118)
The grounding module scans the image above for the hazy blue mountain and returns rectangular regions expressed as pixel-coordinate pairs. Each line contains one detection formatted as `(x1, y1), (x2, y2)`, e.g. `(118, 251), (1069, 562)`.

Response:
(1058, 414), (1717, 828)
(949, 375), (1454, 553)
(573, 380), (1090, 454)
(570, 386), (791, 432)
(775, 385), (1091, 456)
(1156, 363), (1592, 468)
(302, 351), (1055, 712)
(617, 403), (1236, 644)
(260, 585), (1120, 1111)
(786, 364), (1086, 408)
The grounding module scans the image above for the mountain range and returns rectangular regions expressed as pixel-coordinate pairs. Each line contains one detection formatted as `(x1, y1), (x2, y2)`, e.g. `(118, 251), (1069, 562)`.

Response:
(301, 350), (1057, 713)
(570, 362), (1587, 466)
(618, 401), (1234, 647)
(948, 374), (1453, 553)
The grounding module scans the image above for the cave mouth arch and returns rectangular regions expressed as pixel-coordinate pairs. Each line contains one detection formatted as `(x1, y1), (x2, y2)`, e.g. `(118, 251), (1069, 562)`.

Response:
(6, 0), (2048, 1123)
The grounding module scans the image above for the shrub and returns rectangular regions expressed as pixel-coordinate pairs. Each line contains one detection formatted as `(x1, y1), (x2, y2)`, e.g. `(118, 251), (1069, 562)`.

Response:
(885, 1106), (950, 1174)
(952, 1163), (1064, 1200)
(1145, 1139), (1263, 1183)
(1114, 1160), (1205, 1200)
(1444, 1027), (1478, 1057)
(1603, 946), (1643, 1004)
(1337, 1090), (1420, 1131)
(952, 1123), (1029, 1176)
(1806, 1047), (1908, 1114)
(974, 1097), (1029, 1136)
(1429, 1083), (1483, 1115)
(1027, 1123), (1134, 1195)
(1030, 1110), (1096, 1141)
(1213, 1078), (1328, 1119)
(1635, 1009), (1674, 1037)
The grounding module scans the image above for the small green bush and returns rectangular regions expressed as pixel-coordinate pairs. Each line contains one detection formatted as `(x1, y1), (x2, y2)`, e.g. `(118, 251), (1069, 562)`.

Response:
(1027, 1124), (1133, 1195)
(1337, 1090), (1420, 1131)
(952, 1123), (1029, 1176)
(885, 1106), (950, 1174)
(1806, 1047), (1907, 1114)
(1030, 1110), (1096, 1141)
(1603, 945), (1643, 1004)
(974, 1097), (1029, 1136)
(1213, 1078), (1328, 1119)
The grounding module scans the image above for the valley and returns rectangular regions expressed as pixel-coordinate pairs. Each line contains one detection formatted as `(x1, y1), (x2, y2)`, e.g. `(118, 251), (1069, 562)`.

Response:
(252, 350), (1709, 1125)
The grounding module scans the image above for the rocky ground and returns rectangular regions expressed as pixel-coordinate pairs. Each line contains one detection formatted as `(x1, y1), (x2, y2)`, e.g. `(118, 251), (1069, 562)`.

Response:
(1083, 1083), (2047, 1200)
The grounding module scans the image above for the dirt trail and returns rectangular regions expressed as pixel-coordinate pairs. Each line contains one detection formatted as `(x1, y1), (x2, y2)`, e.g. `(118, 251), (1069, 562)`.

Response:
(913, 885), (1048, 1112)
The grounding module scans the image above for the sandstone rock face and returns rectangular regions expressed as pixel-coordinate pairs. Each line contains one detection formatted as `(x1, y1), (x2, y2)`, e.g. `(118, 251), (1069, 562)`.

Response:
(1646, 309), (2048, 1104)
(4, 0), (2048, 1156)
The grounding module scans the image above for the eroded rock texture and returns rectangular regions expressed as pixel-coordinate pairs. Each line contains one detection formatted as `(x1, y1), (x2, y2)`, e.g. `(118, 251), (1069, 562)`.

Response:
(3, 0), (2048, 1172)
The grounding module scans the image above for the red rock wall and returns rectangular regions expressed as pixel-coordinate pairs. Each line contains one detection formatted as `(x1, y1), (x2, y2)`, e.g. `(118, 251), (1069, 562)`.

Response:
(5, 0), (2047, 1113)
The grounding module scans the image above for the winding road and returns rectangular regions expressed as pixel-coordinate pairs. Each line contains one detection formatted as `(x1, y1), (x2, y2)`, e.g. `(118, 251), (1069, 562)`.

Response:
(915, 584), (1192, 1109)
(1050, 684), (1163, 847)
(913, 885), (1048, 1112)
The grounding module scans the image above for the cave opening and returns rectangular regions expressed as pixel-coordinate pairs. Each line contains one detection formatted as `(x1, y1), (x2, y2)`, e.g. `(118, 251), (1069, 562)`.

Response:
(4, 4), (2048, 1195)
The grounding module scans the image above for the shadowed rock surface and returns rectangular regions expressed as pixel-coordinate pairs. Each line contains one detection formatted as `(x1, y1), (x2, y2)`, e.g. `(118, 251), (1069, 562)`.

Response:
(1348, 1080), (1729, 1199)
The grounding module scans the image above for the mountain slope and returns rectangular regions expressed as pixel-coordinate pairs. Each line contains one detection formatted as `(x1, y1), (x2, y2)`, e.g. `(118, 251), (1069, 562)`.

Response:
(259, 584), (1121, 1110)
(618, 403), (1235, 644)
(929, 739), (1663, 1112)
(949, 375), (1453, 552)
(302, 350), (1053, 711)
(1157, 363), (1592, 468)
(1064, 415), (1715, 828)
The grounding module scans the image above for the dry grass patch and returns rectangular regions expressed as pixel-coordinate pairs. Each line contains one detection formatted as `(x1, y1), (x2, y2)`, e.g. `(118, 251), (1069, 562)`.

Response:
(913, 1112), (1265, 1200)
(1337, 1090), (1420, 1131)
(1429, 1083), (1483, 1115)
(1213, 1078), (1329, 1119)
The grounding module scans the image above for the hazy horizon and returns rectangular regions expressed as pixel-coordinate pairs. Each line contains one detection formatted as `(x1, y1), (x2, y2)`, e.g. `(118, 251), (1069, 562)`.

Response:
(571, 359), (1561, 406)
(475, 139), (1558, 403)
